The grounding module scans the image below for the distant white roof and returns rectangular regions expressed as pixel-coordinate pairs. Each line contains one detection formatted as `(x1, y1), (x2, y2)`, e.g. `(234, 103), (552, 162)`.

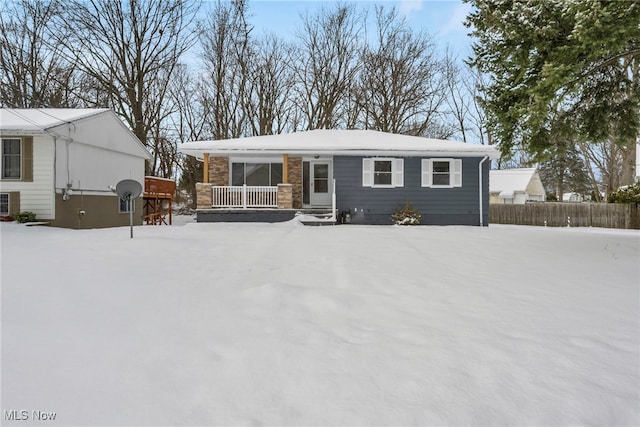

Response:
(179, 129), (500, 159)
(489, 168), (542, 193)
(0, 108), (110, 132)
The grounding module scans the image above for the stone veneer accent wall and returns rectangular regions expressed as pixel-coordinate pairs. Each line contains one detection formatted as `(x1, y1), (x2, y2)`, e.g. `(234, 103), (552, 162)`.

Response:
(210, 157), (229, 186)
(288, 156), (302, 209)
(196, 183), (212, 209)
(277, 184), (293, 209)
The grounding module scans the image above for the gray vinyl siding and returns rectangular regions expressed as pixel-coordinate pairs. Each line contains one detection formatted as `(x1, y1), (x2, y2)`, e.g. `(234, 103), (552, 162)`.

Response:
(334, 156), (490, 226)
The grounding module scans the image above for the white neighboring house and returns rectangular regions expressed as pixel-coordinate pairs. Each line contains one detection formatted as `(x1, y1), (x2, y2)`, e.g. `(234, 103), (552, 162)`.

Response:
(0, 109), (151, 228)
(562, 192), (584, 203)
(489, 168), (546, 204)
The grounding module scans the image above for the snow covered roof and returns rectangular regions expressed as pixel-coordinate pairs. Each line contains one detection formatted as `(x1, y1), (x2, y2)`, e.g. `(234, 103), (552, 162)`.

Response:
(0, 108), (110, 133)
(0, 108), (151, 160)
(179, 129), (500, 159)
(490, 168), (542, 193)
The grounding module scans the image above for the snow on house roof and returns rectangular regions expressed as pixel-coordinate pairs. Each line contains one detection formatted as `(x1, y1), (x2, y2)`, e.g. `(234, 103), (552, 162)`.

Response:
(490, 168), (540, 193)
(1, 108), (151, 160)
(0, 108), (110, 132)
(179, 129), (500, 159)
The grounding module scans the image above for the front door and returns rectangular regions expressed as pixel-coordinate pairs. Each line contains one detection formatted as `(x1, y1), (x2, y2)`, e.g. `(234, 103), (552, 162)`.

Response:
(309, 161), (332, 206)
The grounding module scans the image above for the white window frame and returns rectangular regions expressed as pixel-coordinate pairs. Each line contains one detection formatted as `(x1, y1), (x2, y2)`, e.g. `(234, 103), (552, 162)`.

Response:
(1, 138), (22, 180)
(362, 158), (404, 188)
(421, 158), (462, 188)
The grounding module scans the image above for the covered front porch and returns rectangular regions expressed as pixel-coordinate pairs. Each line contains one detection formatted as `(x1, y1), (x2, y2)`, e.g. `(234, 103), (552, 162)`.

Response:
(194, 153), (336, 222)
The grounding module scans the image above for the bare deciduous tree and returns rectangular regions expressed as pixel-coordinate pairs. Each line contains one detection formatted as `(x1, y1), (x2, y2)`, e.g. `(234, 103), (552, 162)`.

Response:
(293, 3), (363, 130)
(200, 0), (252, 140)
(357, 6), (445, 136)
(244, 34), (296, 136)
(55, 0), (199, 174)
(0, 0), (77, 108)
(167, 64), (210, 205)
(444, 55), (494, 145)
(579, 140), (626, 199)
(465, 68), (492, 146)
(443, 50), (470, 142)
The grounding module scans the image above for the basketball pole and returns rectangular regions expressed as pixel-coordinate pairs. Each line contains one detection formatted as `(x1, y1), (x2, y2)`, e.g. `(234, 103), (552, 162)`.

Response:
(129, 196), (133, 239)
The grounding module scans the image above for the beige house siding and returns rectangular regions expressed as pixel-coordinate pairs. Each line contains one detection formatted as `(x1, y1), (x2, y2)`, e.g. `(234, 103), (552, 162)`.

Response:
(526, 174), (546, 201)
(489, 193), (502, 204)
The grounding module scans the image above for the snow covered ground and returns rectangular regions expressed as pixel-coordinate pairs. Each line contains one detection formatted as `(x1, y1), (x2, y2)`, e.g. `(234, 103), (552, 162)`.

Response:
(1, 218), (638, 426)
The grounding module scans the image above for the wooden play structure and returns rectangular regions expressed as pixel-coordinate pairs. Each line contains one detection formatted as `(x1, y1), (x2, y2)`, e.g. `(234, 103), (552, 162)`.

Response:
(143, 176), (176, 225)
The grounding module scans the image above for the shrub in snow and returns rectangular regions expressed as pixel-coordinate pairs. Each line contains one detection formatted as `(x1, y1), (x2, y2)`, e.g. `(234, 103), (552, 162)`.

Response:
(391, 201), (422, 225)
(608, 181), (640, 204)
(13, 211), (36, 223)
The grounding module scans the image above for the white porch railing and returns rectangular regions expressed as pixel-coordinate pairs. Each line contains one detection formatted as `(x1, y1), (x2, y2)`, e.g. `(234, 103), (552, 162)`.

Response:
(211, 185), (278, 208)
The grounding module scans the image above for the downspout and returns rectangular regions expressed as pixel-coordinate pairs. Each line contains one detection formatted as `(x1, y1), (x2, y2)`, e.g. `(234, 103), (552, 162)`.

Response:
(53, 136), (57, 194)
(331, 178), (336, 223)
(479, 156), (489, 226)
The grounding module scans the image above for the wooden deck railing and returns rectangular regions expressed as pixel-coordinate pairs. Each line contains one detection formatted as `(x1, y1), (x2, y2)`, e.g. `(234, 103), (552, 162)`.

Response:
(211, 185), (278, 208)
(143, 176), (176, 225)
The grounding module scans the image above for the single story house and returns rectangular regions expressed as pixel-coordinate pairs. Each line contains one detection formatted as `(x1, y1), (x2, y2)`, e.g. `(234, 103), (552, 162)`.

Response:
(489, 168), (546, 204)
(0, 108), (151, 228)
(179, 129), (500, 225)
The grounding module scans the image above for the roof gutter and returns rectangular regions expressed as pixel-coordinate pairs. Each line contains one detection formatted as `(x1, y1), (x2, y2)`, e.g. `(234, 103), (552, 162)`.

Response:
(479, 156), (489, 227)
(0, 129), (48, 136)
(181, 149), (498, 160)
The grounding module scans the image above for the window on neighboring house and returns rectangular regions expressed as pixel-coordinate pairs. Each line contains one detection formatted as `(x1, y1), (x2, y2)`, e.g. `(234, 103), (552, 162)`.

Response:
(362, 158), (404, 188)
(0, 193), (9, 215)
(0, 192), (19, 216)
(421, 159), (462, 188)
(231, 162), (283, 186)
(119, 197), (135, 213)
(2, 138), (21, 179)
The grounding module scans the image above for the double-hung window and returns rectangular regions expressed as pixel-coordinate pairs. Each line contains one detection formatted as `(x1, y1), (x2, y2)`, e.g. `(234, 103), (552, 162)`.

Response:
(2, 138), (22, 180)
(362, 158), (404, 188)
(421, 159), (462, 188)
(231, 162), (283, 186)
(1, 137), (32, 182)
(0, 193), (9, 215)
(0, 192), (19, 216)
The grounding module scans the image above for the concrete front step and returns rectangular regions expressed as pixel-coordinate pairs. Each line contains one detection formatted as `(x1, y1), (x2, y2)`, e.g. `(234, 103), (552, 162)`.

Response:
(296, 209), (337, 226)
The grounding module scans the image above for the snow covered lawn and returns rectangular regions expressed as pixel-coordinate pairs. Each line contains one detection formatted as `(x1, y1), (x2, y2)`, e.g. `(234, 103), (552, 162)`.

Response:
(2, 219), (638, 426)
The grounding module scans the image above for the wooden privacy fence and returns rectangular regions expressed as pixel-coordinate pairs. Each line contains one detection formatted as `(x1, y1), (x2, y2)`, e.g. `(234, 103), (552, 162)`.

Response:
(490, 203), (640, 229)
